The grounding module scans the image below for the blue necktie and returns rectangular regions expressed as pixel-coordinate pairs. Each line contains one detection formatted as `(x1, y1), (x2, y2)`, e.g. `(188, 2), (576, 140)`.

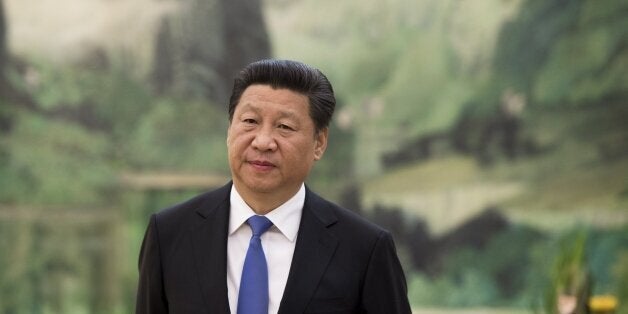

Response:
(238, 215), (273, 314)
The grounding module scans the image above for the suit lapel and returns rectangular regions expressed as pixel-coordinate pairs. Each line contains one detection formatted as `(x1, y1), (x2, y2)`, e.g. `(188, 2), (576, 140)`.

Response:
(278, 189), (339, 314)
(191, 183), (232, 314)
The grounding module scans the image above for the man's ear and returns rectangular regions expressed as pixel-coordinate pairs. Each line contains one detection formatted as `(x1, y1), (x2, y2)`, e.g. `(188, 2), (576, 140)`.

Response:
(313, 127), (329, 161)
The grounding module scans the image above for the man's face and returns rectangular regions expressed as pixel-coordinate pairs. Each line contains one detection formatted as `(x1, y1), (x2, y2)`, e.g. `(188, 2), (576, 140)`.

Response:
(227, 84), (328, 201)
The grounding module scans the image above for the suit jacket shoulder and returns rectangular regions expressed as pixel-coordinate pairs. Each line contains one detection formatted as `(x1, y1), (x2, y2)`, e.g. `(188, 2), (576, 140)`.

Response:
(280, 188), (411, 314)
(136, 182), (232, 314)
(307, 188), (387, 247)
(153, 183), (231, 241)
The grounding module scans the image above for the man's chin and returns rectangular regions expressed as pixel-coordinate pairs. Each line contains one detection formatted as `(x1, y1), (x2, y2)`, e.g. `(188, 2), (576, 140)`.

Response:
(239, 179), (279, 194)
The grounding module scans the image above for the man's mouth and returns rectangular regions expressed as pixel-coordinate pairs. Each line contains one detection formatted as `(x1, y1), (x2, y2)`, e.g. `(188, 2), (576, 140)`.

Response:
(248, 160), (276, 170)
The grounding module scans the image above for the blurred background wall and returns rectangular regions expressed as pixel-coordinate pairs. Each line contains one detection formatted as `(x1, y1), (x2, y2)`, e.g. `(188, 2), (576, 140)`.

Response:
(0, 0), (627, 313)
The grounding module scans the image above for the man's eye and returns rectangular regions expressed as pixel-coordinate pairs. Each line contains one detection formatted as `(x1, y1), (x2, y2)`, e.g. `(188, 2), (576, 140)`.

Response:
(278, 124), (294, 131)
(243, 118), (257, 124)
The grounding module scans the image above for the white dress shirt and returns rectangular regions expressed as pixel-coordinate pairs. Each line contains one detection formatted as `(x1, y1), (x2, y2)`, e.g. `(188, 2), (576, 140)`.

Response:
(227, 184), (304, 314)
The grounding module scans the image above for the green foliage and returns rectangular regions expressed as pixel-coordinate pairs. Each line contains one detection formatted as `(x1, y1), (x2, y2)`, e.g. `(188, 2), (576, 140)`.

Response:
(493, 0), (583, 95)
(495, 0), (628, 106)
(529, 227), (628, 314)
(407, 225), (628, 310)
(408, 270), (500, 308)
(534, 18), (628, 105)
(33, 65), (92, 110)
(32, 61), (153, 135)
(587, 227), (628, 294)
(0, 55), (234, 312)
(339, 38), (405, 101)
(614, 250), (628, 314)
(0, 112), (113, 205)
(0, 216), (125, 313)
(545, 230), (590, 314)
(307, 122), (355, 198)
(380, 36), (473, 137)
(92, 69), (153, 138)
(127, 97), (229, 172)
(0, 220), (33, 313)
(408, 225), (546, 308)
(0, 59), (232, 205)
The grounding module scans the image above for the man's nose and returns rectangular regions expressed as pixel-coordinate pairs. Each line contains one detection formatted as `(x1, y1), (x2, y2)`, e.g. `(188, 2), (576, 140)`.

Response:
(251, 127), (278, 151)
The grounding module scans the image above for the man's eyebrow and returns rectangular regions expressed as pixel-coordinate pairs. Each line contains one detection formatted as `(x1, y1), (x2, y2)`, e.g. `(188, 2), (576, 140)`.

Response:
(278, 110), (298, 120)
(238, 103), (259, 113)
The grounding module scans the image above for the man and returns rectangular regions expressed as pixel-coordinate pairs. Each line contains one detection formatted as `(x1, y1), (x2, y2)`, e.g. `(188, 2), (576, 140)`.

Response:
(136, 59), (411, 314)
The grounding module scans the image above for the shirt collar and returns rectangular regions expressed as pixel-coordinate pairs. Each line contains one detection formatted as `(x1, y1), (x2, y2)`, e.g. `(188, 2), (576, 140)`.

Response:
(229, 184), (304, 242)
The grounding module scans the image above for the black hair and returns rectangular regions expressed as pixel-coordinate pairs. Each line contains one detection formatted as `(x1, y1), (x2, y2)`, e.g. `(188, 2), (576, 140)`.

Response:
(228, 59), (336, 133)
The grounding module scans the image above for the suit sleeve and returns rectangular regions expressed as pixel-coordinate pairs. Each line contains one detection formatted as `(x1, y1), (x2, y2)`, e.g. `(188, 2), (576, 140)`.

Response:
(136, 214), (169, 314)
(361, 231), (412, 314)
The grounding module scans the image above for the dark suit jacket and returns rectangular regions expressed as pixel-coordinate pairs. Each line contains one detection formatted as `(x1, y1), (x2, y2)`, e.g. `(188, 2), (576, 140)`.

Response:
(136, 182), (411, 314)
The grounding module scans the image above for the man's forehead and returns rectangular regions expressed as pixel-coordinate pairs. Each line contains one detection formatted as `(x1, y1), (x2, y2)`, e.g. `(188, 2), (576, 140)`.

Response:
(243, 84), (306, 98)
(237, 85), (309, 110)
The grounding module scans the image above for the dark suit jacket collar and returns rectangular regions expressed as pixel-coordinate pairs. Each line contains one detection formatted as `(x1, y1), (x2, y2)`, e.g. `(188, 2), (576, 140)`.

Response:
(279, 187), (339, 313)
(191, 182), (232, 313)
(302, 186), (338, 227)
(190, 182), (340, 314)
(194, 181), (232, 219)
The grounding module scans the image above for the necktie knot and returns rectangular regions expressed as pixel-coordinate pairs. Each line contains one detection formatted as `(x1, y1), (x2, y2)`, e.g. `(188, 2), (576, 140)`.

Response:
(247, 215), (273, 238)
